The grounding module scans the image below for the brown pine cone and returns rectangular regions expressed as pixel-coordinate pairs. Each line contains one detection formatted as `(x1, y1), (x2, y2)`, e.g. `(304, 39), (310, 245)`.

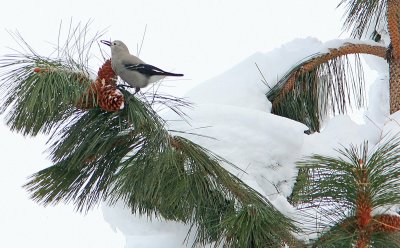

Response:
(97, 59), (117, 86)
(76, 59), (122, 111)
(97, 84), (125, 112)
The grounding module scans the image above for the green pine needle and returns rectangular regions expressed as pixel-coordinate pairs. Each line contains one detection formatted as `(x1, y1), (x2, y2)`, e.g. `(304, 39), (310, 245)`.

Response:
(24, 97), (301, 246)
(0, 54), (92, 135)
(293, 136), (400, 246)
(267, 53), (365, 133)
(338, 0), (387, 39)
(0, 21), (303, 247)
(0, 22), (102, 136)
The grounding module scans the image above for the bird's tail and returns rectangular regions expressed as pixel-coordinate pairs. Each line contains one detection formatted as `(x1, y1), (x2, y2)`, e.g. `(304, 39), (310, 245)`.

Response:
(162, 72), (184, 77)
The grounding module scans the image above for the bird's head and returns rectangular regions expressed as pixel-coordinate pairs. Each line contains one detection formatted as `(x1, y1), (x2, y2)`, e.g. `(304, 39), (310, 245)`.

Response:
(100, 40), (129, 55)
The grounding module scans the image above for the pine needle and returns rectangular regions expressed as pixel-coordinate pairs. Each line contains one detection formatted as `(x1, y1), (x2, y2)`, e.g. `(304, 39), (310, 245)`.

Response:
(338, 0), (387, 39)
(293, 136), (400, 246)
(0, 21), (302, 247)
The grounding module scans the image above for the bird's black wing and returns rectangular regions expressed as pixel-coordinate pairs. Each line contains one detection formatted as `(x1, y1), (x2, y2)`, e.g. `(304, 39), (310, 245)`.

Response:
(124, 64), (183, 77)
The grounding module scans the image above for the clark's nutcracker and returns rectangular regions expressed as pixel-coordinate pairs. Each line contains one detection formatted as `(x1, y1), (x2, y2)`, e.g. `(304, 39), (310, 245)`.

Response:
(101, 40), (184, 93)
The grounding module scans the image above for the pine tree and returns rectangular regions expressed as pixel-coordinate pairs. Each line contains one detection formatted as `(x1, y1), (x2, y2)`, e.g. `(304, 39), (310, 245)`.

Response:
(3, 1), (400, 247)
(0, 22), (302, 247)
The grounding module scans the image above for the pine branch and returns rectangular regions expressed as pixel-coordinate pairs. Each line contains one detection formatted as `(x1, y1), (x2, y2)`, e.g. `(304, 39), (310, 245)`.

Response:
(267, 42), (386, 133)
(24, 94), (301, 247)
(0, 22), (302, 247)
(0, 22), (102, 136)
(0, 54), (91, 135)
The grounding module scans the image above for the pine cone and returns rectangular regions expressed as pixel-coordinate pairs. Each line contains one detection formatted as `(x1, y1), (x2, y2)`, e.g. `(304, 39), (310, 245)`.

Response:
(97, 59), (117, 86)
(76, 59), (123, 111)
(97, 84), (125, 111)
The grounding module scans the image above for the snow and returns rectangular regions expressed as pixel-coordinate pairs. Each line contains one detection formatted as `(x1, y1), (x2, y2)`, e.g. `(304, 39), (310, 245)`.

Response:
(0, 1), (397, 247)
(324, 38), (386, 50)
(167, 103), (306, 197)
(102, 202), (207, 248)
(381, 112), (400, 140)
(1, 34), (395, 247)
(101, 36), (397, 247)
(302, 114), (381, 157)
(186, 37), (331, 111)
(363, 55), (390, 126)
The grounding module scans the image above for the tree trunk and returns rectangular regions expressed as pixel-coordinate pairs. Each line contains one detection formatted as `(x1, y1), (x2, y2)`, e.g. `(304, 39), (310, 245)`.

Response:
(390, 59), (400, 113)
(387, 0), (400, 113)
(387, 0), (400, 58)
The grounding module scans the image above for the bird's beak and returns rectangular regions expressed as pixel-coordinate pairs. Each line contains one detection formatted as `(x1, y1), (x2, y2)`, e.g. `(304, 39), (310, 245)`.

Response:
(100, 40), (112, 46)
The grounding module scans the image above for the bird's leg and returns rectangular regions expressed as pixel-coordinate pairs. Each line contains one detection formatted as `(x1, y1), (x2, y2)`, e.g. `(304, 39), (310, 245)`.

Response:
(116, 84), (142, 96)
(116, 84), (134, 90)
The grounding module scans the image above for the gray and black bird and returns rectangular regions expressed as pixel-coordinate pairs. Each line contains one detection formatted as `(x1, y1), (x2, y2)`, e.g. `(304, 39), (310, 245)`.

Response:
(101, 40), (184, 93)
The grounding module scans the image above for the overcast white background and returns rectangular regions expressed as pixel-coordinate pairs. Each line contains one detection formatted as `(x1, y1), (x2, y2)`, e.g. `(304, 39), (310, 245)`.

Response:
(0, 1), (346, 247)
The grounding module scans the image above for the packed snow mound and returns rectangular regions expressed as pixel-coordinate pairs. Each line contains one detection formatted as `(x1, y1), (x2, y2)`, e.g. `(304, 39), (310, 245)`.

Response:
(102, 202), (204, 248)
(363, 56), (390, 126)
(103, 37), (393, 247)
(382, 111), (400, 139)
(165, 104), (306, 197)
(185, 37), (329, 111)
(302, 115), (382, 157)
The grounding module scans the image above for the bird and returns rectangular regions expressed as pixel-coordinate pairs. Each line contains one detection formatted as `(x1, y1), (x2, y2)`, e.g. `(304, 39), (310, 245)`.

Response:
(100, 40), (184, 93)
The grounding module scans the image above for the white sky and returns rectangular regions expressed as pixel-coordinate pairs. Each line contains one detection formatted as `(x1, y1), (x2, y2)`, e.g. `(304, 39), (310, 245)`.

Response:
(0, 1), (346, 247)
